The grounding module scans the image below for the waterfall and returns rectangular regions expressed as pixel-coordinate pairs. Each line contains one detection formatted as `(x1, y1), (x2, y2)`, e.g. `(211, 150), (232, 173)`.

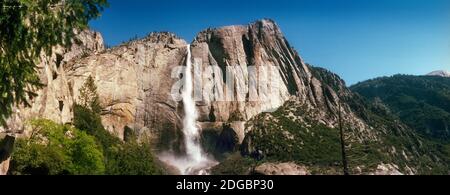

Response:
(159, 45), (217, 175)
(182, 44), (204, 163)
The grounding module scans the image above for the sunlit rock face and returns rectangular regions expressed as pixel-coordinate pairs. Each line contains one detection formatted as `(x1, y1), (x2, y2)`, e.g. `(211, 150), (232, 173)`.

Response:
(191, 19), (309, 123)
(190, 19), (373, 153)
(2, 30), (104, 135)
(4, 31), (188, 151)
(5, 19), (372, 161)
(3, 19), (448, 175)
(64, 32), (188, 146)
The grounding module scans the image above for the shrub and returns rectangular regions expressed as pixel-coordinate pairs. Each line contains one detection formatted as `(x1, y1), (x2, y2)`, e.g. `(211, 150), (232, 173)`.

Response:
(73, 104), (120, 151)
(10, 119), (105, 175)
(106, 141), (164, 175)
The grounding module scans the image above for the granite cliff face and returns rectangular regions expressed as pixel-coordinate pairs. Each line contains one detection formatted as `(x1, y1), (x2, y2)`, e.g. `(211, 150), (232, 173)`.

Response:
(64, 32), (188, 149)
(5, 19), (322, 149)
(191, 19), (306, 123)
(189, 20), (374, 156)
(0, 19), (389, 165)
(1, 30), (104, 134)
(0, 30), (105, 174)
(2, 19), (448, 175)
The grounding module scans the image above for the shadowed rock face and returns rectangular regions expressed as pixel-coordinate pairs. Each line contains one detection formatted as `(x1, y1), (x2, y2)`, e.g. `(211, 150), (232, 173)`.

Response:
(0, 135), (15, 175)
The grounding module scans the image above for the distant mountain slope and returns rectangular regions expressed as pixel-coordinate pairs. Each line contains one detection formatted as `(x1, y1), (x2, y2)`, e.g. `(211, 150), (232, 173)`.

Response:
(351, 74), (450, 142)
(427, 70), (450, 77)
(232, 68), (450, 175)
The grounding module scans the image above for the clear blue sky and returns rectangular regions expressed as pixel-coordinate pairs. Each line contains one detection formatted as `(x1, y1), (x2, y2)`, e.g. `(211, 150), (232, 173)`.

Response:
(89, 0), (450, 85)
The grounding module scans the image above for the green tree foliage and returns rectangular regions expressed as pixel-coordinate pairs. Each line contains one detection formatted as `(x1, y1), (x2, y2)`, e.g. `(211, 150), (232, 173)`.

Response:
(73, 75), (119, 151)
(239, 67), (450, 174)
(78, 75), (102, 113)
(245, 108), (342, 166)
(106, 141), (164, 175)
(74, 76), (120, 148)
(351, 75), (450, 142)
(10, 119), (105, 175)
(0, 0), (108, 127)
(211, 153), (257, 175)
(73, 76), (122, 173)
(74, 104), (120, 151)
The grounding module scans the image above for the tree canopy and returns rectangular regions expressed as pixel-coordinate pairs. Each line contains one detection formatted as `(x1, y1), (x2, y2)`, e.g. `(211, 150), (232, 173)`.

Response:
(10, 119), (105, 175)
(0, 0), (108, 127)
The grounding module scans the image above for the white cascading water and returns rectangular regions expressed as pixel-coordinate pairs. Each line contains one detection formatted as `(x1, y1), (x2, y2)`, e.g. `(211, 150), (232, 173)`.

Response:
(182, 44), (204, 164)
(159, 45), (217, 175)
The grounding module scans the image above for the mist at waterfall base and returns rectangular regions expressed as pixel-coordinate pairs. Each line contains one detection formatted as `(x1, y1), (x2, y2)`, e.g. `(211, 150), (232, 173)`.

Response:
(159, 45), (217, 175)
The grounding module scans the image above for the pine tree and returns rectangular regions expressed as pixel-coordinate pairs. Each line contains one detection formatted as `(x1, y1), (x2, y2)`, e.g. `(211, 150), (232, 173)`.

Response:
(73, 75), (116, 150)
(78, 75), (101, 113)
(338, 99), (350, 175)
